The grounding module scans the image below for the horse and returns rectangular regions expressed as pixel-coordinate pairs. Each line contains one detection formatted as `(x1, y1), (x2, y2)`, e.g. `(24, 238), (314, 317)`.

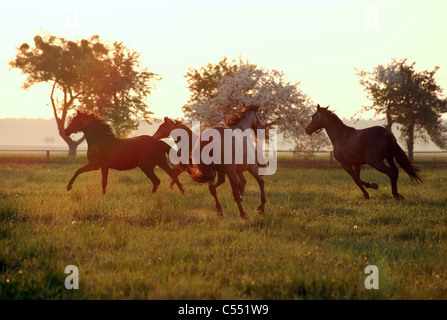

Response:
(152, 117), (247, 193)
(305, 104), (422, 200)
(64, 111), (185, 195)
(189, 103), (266, 219)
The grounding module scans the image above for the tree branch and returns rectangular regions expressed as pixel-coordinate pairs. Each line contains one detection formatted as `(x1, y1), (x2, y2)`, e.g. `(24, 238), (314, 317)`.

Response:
(75, 135), (86, 146)
(50, 80), (60, 124)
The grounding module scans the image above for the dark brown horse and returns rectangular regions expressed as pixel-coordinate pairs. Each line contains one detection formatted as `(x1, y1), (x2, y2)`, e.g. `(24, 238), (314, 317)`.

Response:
(152, 117), (247, 193)
(64, 111), (184, 195)
(190, 103), (266, 219)
(305, 105), (422, 199)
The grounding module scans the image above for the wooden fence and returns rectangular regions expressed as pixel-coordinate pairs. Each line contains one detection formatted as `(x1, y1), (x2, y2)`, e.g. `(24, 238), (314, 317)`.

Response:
(0, 149), (446, 165)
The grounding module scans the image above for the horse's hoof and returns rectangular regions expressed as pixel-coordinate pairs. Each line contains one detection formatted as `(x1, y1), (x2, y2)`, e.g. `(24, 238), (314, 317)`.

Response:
(257, 204), (265, 214)
(394, 193), (405, 200)
(370, 183), (379, 190)
(67, 185), (72, 191)
(363, 194), (370, 200)
(217, 211), (224, 218)
(102, 189), (106, 195)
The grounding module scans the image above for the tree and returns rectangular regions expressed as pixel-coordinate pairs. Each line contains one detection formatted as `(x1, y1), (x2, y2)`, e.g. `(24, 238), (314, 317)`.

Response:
(183, 57), (328, 151)
(10, 34), (159, 155)
(80, 41), (159, 137)
(356, 58), (447, 160)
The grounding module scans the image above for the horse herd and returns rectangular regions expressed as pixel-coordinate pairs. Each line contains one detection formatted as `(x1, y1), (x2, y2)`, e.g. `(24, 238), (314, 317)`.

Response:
(64, 103), (422, 219)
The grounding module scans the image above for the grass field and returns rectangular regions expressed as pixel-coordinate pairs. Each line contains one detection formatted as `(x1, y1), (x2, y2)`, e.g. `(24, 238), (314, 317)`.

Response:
(1, 161), (447, 299)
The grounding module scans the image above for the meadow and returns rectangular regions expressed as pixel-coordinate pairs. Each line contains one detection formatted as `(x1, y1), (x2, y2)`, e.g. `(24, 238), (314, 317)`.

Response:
(1, 161), (447, 299)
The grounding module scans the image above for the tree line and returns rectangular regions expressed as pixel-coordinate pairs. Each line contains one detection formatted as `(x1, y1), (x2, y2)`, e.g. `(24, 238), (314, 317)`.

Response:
(9, 33), (447, 159)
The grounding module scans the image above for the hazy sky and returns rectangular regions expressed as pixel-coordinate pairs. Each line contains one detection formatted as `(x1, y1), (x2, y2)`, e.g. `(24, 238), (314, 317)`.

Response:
(1, 0), (446, 120)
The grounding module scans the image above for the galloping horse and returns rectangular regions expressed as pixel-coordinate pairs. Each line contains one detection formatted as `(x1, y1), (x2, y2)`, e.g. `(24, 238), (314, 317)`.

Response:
(64, 111), (184, 195)
(152, 117), (247, 193)
(190, 103), (266, 219)
(305, 104), (422, 199)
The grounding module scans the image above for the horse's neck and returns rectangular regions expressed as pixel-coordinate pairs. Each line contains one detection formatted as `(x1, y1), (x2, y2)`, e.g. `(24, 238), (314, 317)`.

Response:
(324, 115), (352, 144)
(83, 127), (117, 147)
(230, 117), (253, 131)
(185, 126), (194, 149)
(175, 124), (194, 151)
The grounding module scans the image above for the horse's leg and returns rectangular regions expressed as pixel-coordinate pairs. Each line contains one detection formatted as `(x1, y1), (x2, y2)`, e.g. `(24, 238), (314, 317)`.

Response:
(226, 168), (247, 219)
(246, 166), (266, 214)
(386, 157), (403, 200)
(214, 172), (226, 189)
(238, 173), (247, 198)
(101, 166), (109, 194)
(368, 159), (403, 200)
(340, 162), (370, 199)
(140, 165), (161, 193)
(214, 171), (245, 199)
(169, 164), (185, 188)
(67, 162), (100, 191)
(353, 165), (379, 190)
(208, 182), (223, 217)
(157, 158), (185, 195)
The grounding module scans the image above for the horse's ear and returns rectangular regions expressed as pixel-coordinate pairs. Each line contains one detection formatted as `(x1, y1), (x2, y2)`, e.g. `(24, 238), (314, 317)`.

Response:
(254, 103), (261, 111)
(241, 101), (246, 110)
(164, 116), (168, 121)
(317, 104), (321, 111)
(325, 105), (330, 110)
(76, 110), (80, 115)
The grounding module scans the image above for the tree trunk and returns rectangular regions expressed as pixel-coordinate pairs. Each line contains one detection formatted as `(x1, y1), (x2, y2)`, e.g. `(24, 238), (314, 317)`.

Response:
(385, 113), (393, 131)
(406, 120), (415, 161)
(385, 105), (393, 131)
(68, 141), (78, 157)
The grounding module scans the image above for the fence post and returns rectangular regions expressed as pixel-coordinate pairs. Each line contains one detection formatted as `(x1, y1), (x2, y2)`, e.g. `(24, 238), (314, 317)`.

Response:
(46, 150), (50, 164)
(329, 151), (333, 167)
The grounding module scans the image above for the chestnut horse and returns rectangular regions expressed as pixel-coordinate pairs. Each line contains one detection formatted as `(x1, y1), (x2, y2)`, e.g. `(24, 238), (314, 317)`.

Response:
(64, 111), (184, 195)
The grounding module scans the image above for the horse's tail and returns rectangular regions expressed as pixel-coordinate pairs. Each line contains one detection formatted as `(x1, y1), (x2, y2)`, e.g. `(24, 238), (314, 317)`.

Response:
(257, 160), (268, 168)
(390, 136), (423, 184)
(188, 134), (216, 183)
(160, 140), (172, 155)
(156, 140), (175, 166)
(190, 163), (216, 183)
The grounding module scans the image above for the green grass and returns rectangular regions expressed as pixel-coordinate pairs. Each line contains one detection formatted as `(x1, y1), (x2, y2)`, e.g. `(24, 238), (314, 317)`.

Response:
(0, 162), (447, 299)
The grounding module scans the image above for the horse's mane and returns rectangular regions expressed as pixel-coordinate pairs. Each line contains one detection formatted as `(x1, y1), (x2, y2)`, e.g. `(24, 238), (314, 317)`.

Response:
(173, 119), (192, 133)
(225, 104), (259, 127)
(79, 112), (116, 138)
(321, 108), (353, 129)
(321, 108), (345, 125)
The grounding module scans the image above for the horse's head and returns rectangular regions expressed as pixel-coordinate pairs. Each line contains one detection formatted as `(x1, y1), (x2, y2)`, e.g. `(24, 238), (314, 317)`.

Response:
(64, 111), (93, 136)
(248, 103), (264, 130)
(153, 117), (178, 139)
(237, 102), (264, 131)
(305, 104), (329, 135)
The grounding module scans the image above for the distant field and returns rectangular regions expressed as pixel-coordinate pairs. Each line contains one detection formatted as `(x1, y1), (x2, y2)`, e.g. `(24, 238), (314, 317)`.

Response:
(1, 162), (447, 299)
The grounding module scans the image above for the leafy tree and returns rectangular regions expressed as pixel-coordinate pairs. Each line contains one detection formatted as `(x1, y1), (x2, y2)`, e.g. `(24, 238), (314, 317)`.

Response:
(80, 41), (159, 137)
(183, 57), (328, 151)
(10, 34), (158, 155)
(356, 58), (447, 160)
